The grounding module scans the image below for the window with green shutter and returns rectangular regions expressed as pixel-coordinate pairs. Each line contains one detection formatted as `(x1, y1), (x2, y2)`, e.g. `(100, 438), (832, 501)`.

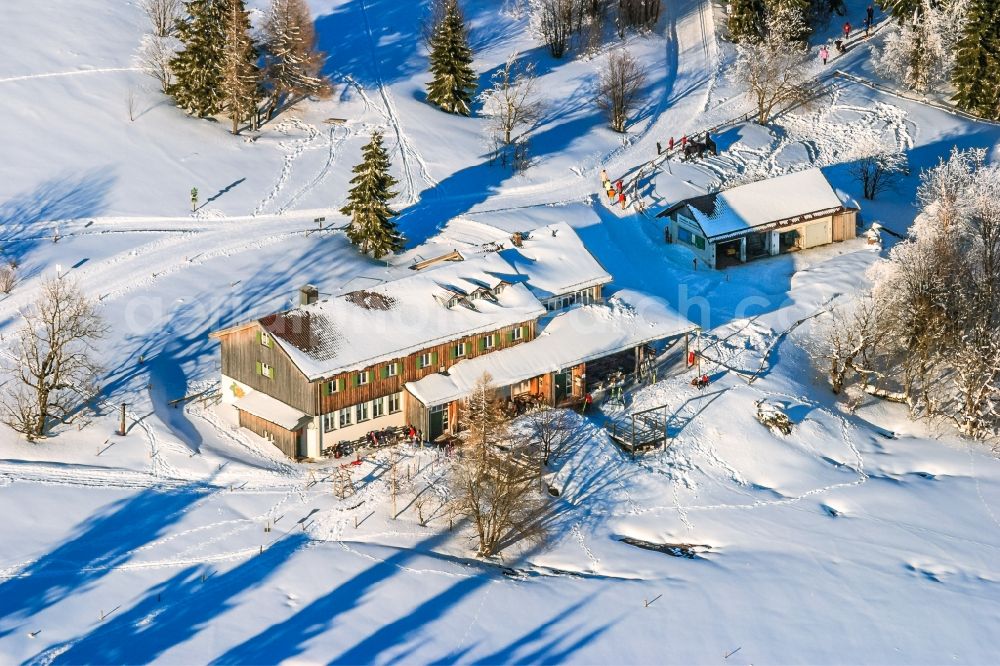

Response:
(255, 361), (262, 375)
(695, 235), (706, 250)
(431, 351), (438, 366)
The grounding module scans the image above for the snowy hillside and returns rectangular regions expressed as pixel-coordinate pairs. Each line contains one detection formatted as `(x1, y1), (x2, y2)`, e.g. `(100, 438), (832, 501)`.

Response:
(1, 0), (999, 663)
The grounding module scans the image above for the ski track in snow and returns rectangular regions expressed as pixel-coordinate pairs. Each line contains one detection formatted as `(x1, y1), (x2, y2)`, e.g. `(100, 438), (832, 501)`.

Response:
(252, 118), (322, 216)
(356, 0), (436, 204)
(0, 67), (142, 85)
(278, 125), (350, 213)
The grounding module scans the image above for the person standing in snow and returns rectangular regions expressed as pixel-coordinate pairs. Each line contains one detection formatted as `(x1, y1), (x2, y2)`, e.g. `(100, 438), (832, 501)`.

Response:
(600, 168), (608, 182)
(668, 136), (675, 151)
(819, 45), (829, 65)
(866, 4), (874, 26)
(657, 141), (662, 155)
(843, 21), (851, 40)
(863, 15), (871, 37)
(681, 134), (688, 148)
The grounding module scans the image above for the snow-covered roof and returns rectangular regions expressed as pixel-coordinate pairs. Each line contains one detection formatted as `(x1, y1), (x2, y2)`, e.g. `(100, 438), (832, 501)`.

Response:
(405, 290), (696, 407)
(499, 222), (612, 299)
(235, 391), (310, 431)
(675, 169), (852, 240)
(260, 252), (546, 380)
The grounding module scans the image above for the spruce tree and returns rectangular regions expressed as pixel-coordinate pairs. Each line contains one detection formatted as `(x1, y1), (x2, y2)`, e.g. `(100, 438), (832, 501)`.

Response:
(221, 0), (261, 134)
(951, 0), (1000, 120)
(168, 0), (227, 116)
(340, 132), (404, 259)
(729, 0), (767, 42)
(767, 0), (812, 41)
(426, 0), (477, 115)
(878, 0), (922, 21)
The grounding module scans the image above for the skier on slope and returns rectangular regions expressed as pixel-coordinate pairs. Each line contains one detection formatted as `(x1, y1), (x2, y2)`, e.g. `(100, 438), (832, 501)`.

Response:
(843, 21), (852, 39)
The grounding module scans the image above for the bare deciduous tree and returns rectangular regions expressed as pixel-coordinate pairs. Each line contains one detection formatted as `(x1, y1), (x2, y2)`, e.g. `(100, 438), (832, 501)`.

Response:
(730, 12), (810, 124)
(1, 278), (107, 441)
(849, 150), (909, 200)
(0, 263), (17, 294)
(481, 53), (542, 171)
(530, 0), (588, 58)
(450, 374), (549, 557)
(135, 33), (178, 94)
(597, 48), (646, 132)
(262, 0), (332, 122)
(525, 407), (571, 466)
(140, 0), (183, 37)
(812, 148), (1000, 439)
(126, 87), (137, 122)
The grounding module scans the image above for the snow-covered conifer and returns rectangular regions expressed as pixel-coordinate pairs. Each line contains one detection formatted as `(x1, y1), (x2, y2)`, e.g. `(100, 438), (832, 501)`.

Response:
(951, 0), (1000, 120)
(340, 131), (404, 259)
(728, 0), (767, 42)
(168, 0), (227, 116)
(221, 0), (261, 134)
(261, 0), (331, 121)
(426, 0), (477, 115)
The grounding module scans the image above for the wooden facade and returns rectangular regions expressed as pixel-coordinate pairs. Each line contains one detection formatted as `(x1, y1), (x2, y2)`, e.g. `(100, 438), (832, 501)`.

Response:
(317, 320), (538, 415)
(238, 409), (299, 459)
(214, 319), (538, 420)
(217, 323), (314, 413)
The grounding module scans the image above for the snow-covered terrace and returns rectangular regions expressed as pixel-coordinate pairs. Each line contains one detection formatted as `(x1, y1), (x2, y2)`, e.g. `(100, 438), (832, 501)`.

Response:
(405, 290), (697, 407)
(261, 252), (546, 381)
(673, 168), (854, 241)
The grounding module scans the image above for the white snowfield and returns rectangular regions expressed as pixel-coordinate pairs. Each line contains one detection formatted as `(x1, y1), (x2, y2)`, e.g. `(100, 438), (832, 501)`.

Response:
(1, 0), (999, 664)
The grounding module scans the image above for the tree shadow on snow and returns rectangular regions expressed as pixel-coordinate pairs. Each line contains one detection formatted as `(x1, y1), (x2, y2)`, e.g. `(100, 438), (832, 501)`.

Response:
(397, 112), (605, 247)
(30, 533), (309, 665)
(209, 529), (457, 665)
(0, 169), (115, 266)
(0, 484), (208, 639)
(315, 0), (424, 89)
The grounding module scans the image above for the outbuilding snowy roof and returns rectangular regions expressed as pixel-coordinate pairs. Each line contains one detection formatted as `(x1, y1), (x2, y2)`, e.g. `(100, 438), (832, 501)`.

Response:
(260, 252), (546, 380)
(405, 290), (697, 407)
(499, 222), (612, 299)
(670, 169), (852, 240)
(234, 391), (310, 431)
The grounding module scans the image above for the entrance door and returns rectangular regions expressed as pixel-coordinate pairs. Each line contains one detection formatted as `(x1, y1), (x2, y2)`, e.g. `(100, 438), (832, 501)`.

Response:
(554, 370), (570, 403)
(429, 404), (448, 441)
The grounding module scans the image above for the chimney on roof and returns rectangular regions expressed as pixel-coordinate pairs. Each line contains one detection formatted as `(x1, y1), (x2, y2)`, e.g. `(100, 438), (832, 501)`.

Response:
(298, 284), (319, 306)
(511, 231), (524, 247)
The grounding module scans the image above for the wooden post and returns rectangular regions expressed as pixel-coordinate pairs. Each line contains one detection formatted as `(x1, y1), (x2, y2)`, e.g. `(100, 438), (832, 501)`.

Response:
(117, 404), (126, 436)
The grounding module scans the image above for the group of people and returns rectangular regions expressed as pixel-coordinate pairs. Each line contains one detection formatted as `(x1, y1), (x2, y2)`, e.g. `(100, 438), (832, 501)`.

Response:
(819, 5), (876, 66)
(600, 168), (629, 209)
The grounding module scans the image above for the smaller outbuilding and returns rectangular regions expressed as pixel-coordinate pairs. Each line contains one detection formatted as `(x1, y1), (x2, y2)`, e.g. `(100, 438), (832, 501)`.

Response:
(657, 169), (859, 269)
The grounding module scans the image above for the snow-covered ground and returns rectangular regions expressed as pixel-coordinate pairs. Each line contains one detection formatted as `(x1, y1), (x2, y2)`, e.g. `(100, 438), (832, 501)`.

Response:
(1, 0), (998, 663)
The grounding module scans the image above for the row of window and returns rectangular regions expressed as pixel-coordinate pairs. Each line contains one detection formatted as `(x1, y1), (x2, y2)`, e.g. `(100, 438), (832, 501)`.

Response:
(258, 327), (528, 388)
(322, 393), (402, 432)
(543, 289), (597, 312)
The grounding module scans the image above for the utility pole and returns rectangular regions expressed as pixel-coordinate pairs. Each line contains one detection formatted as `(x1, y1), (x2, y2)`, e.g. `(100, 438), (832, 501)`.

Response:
(190, 187), (198, 212)
(117, 403), (127, 436)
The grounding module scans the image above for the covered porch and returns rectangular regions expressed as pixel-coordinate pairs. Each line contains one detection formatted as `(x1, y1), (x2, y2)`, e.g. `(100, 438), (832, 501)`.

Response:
(403, 292), (697, 442)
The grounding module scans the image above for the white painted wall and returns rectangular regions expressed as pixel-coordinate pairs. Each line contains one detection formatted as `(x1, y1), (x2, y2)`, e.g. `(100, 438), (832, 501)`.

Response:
(220, 374), (253, 405)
